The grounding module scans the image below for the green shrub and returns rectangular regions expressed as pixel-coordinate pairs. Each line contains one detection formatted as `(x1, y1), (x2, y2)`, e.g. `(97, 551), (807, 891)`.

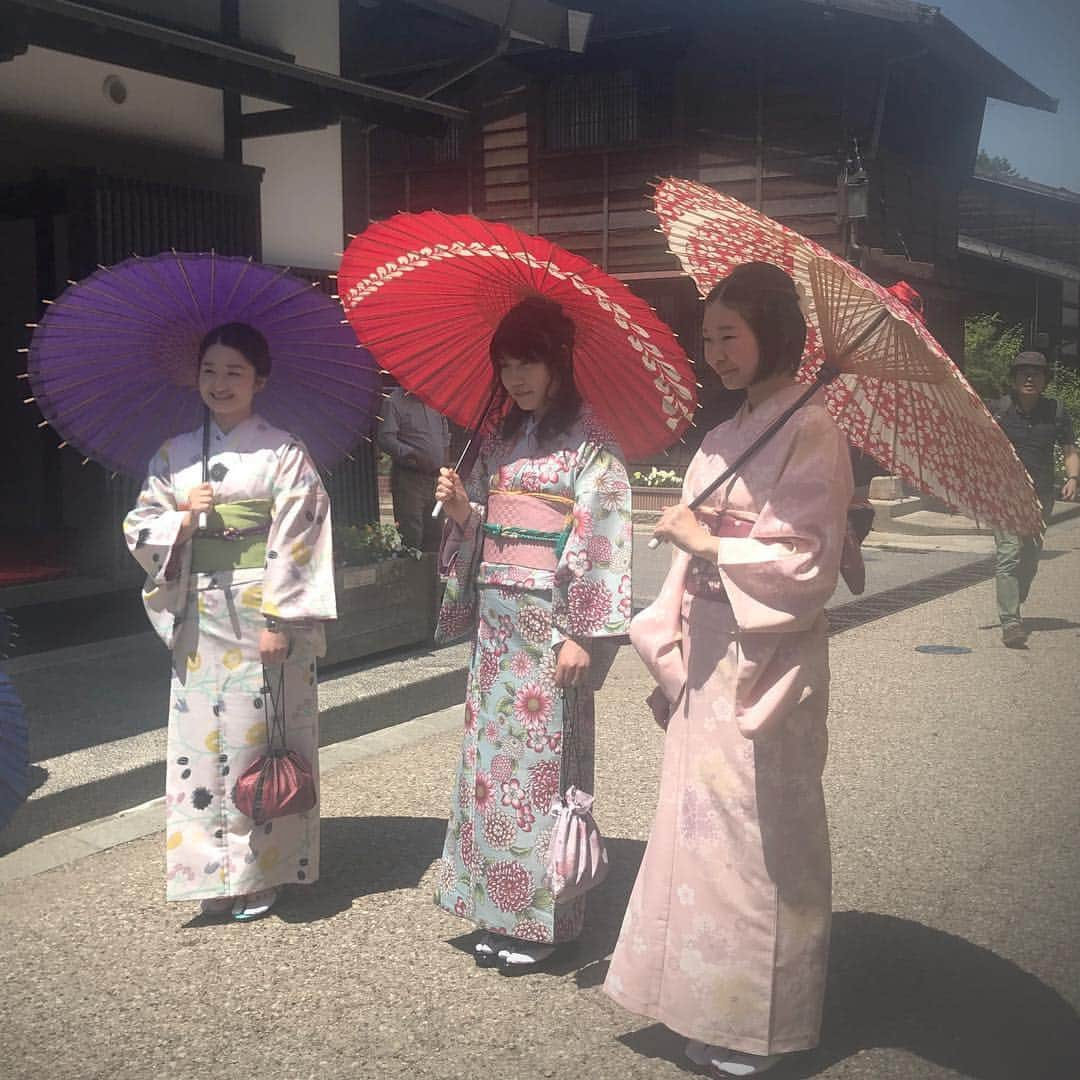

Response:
(964, 313), (1024, 399)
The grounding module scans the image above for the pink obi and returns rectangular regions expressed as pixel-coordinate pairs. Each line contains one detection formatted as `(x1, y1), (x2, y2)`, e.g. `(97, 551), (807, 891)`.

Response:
(482, 490), (571, 572)
(686, 511), (755, 600)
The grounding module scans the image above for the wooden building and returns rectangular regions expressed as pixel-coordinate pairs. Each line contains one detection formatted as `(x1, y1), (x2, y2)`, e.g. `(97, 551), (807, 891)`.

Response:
(0, 0), (457, 586)
(341, 0), (1057, 460)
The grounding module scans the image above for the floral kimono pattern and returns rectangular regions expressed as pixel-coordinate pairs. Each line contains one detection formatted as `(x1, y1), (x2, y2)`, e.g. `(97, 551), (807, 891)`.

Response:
(605, 384), (853, 1055)
(123, 415), (336, 901)
(433, 410), (632, 943)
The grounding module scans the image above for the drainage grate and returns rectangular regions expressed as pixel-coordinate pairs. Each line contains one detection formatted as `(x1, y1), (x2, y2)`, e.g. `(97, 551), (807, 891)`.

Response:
(827, 556), (996, 636)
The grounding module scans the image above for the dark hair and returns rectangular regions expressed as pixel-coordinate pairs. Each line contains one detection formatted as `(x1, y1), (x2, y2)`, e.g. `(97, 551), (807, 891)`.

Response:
(705, 262), (806, 382)
(197, 322), (271, 378)
(489, 296), (583, 444)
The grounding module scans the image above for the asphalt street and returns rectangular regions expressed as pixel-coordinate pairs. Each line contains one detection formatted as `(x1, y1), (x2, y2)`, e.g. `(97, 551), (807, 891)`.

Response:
(2, 518), (1079, 1079)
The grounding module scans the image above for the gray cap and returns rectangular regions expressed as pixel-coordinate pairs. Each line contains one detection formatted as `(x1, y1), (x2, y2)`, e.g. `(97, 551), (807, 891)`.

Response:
(1011, 350), (1049, 372)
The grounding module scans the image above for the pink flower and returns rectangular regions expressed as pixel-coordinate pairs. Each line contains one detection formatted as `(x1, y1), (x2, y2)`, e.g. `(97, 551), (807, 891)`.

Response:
(518, 605), (552, 645)
(586, 535), (613, 564)
(485, 860), (535, 913)
(566, 578), (613, 635)
(459, 821), (476, 867)
(454, 897), (470, 917)
(457, 772), (473, 812)
(501, 778), (527, 810)
(482, 811), (517, 850)
(509, 651), (533, 679)
(565, 549), (593, 577)
(571, 506), (594, 540)
(478, 650), (500, 692)
(464, 744), (477, 768)
(515, 802), (536, 831)
(434, 857), (457, 894)
(485, 720), (499, 740)
(597, 469), (629, 511)
(490, 754), (514, 783)
(513, 682), (553, 728)
(464, 698), (478, 734)
(438, 601), (473, 639)
(528, 758), (561, 814)
(511, 917), (551, 943)
(474, 770), (497, 815)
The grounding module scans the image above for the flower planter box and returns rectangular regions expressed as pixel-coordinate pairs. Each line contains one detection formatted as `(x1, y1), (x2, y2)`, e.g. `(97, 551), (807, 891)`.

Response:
(324, 553), (438, 666)
(631, 485), (682, 520)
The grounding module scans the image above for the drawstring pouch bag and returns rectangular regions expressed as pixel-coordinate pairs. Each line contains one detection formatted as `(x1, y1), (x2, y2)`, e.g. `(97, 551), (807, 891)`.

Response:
(542, 688), (609, 902)
(544, 785), (609, 903)
(232, 665), (317, 824)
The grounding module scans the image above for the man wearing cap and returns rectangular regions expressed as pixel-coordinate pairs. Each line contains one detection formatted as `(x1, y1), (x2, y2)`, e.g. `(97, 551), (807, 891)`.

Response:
(989, 351), (1079, 647)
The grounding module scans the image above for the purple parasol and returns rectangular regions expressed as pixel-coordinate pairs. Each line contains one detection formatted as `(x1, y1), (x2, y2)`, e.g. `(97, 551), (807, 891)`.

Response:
(25, 251), (379, 476)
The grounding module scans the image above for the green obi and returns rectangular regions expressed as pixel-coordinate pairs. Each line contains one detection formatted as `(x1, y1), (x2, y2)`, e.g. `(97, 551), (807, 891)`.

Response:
(190, 499), (272, 574)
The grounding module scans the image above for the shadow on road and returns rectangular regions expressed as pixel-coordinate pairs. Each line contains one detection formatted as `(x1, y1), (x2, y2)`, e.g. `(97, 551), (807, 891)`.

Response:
(274, 815), (447, 924)
(615, 910), (1080, 1079)
(1022, 616), (1080, 633)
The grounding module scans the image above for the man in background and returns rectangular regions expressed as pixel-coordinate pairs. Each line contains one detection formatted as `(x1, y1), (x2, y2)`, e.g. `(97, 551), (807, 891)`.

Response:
(988, 352), (1078, 647)
(377, 385), (450, 552)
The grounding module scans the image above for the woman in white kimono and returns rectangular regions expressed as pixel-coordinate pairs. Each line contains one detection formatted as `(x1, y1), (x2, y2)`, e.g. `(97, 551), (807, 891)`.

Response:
(434, 297), (633, 973)
(604, 263), (852, 1076)
(123, 322), (336, 921)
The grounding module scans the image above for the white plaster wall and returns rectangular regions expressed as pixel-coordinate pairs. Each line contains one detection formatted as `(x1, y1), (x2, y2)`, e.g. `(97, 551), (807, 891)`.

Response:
(240, 0), (344, 270)
(0, 46), (224, 157)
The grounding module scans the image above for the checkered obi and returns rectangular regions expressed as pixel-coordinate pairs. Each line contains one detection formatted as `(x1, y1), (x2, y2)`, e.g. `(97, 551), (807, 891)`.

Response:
(481, 489), (573, 572)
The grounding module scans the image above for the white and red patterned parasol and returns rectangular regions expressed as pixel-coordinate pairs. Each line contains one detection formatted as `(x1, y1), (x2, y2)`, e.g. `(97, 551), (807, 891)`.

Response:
(654, 177), (1043, 536)
(337, 211), (697, 460)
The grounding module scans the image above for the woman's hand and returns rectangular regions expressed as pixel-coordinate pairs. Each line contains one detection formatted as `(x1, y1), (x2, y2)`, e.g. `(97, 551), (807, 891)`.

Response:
(177, 483), (214, 540)
(435, 467), (471, 526)
(652, 503), (717, 559)
(555, 638), (591, 689)
(259, 629), (290, 665)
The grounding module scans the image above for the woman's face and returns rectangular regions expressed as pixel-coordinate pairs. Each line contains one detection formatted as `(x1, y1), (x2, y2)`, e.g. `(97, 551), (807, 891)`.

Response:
(498, 354), (557, 415)
(198, 343), (264, 425)
(702, 300), (761, 391)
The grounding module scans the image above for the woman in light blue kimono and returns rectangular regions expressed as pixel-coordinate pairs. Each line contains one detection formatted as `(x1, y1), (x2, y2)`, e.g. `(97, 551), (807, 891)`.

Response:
(433, 297), (633, 972)
(123, 323), (336, 921)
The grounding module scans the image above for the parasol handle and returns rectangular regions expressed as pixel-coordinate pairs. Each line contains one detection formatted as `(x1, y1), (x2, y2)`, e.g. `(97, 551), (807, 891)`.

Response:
(199, 406), (211, 532)
(647, 366), (839, 550)
(432, 386), (499, 519)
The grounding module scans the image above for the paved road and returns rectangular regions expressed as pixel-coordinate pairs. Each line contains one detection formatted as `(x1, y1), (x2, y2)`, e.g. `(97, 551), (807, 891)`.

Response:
(3, 520), (1078, 1079)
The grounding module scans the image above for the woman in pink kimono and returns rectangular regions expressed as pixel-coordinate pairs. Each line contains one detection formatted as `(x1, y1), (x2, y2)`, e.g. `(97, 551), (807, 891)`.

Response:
(605, 263), (852, 1076)
(433, 297), (632, 974)
(123, 323), (336, 921)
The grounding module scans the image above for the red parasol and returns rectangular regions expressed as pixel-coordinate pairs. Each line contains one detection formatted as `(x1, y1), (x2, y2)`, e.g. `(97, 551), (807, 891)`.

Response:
(337, 211), (697, 460)
(653, 178), (1043, 537)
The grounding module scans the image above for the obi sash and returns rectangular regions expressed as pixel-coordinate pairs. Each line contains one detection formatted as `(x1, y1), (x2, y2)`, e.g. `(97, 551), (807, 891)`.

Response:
(481, 489), (572, 572)
(685, 512), (755, 601)
(191, 499), (272, 574)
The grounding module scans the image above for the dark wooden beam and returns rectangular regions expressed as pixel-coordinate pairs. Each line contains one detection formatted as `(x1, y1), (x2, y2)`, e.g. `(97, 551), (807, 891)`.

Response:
(4, 0), (467, 134)
(239, 107), (335, 140)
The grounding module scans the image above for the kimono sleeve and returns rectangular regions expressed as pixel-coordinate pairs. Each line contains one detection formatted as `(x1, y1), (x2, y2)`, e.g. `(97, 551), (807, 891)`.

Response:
(434, 438), (491, 645)
(122, 442), (192, 644)
(715, 407), (852, 633)
(553, 441), (633, 643)
(261, 439), (337, 622)
(123, 442), (188, 584)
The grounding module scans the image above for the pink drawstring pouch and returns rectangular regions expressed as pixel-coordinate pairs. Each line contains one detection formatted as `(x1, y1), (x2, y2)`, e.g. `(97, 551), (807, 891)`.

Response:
(544, 786), (609, 903)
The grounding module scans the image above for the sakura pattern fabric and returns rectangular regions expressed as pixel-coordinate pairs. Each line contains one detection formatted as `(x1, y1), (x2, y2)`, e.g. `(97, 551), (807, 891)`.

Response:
(123, 416), (336, 901)
(433, 410), (632, 942)
(605, 384), (852, 1055)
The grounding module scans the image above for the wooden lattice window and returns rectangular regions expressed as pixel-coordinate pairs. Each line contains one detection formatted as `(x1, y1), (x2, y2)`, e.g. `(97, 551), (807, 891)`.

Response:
(544, 68), (671, 151)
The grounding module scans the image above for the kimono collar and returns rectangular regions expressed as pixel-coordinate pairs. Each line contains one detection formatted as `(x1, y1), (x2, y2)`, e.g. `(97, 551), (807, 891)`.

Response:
(735, 379), (818, 429)
(209, 413), (259, 445)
